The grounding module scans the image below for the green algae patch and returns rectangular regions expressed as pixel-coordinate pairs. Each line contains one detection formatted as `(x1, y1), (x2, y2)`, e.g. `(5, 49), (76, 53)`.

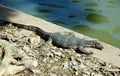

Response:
(72, 0), (80, 3)
(86, 13), (110, 24)
(84, 8), (97, 12)
(85, 3), (98, 7)
(39, 3), (65, 8)
(108, 0), (116, 4)
(106, 5), (116, 8)
(68, 15), (76, 18)
(112, 26), (120, 34)
(38, 9), (51, 13)
(84, 8), (102, 12)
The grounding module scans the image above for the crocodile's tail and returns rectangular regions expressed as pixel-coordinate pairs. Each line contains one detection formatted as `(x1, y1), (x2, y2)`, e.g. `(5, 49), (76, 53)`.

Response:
(0, 19), (50, 40)
(12, 23), (50, 40)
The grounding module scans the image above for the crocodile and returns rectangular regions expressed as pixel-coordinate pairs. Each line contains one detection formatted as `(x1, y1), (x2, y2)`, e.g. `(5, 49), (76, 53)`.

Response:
(1, 20), (103, 55)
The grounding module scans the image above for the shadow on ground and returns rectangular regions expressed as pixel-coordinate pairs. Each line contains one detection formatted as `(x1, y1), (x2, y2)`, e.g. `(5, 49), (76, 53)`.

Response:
(0, 5), (17, 21)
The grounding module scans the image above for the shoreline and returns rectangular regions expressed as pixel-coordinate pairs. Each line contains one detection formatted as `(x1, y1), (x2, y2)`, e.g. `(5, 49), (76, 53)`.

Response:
(0, 4), (120, 67)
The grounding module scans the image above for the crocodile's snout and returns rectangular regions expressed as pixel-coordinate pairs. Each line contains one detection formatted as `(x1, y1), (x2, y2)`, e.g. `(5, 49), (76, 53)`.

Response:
(94, 42), (104, 50)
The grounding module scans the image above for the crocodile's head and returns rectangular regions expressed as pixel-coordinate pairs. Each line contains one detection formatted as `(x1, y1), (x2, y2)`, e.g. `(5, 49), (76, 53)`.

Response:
(92, 41), (104, 50)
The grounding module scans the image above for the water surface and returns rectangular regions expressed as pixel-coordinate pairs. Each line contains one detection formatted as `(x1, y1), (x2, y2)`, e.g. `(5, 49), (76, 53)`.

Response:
(0, 0), (120, 48)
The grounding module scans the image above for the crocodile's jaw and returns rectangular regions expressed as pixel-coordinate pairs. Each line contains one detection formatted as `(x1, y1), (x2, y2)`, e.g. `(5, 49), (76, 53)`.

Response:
(94, 42), (104, 50)
(90, 41), (104, 50)
(77, 39), (104, 50)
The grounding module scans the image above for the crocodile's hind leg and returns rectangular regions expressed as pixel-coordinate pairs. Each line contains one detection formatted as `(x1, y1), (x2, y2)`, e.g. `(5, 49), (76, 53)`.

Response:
(76, 46), (93, 55)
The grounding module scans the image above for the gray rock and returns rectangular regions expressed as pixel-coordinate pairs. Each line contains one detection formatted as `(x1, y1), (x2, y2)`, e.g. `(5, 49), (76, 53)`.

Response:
(62, 62), (69, 69)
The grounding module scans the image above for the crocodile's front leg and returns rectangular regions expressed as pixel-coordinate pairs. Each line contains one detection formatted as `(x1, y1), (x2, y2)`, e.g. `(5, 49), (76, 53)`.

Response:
(37, 38), (52, 51)
(76, 46), (93, 55)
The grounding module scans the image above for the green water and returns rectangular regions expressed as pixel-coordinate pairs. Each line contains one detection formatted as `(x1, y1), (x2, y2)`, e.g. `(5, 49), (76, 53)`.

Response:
(72, 25), (120, 48)
(0, 0), (120, 48)
(70, 0), (120, 48)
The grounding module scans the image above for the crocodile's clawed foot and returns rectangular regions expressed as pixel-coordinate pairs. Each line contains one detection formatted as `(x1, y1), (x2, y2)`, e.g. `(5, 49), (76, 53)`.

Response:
(76, 46), (93, 55)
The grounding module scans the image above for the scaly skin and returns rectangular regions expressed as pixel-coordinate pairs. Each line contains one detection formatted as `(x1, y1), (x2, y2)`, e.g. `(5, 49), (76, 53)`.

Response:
(49, 32), (103, 49)
(1, 19), (104, 55)
(48, 32), (103, 55)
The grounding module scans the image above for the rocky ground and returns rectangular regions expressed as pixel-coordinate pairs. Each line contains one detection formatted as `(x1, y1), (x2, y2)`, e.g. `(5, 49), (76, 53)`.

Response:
(0, 21), (120, 76)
